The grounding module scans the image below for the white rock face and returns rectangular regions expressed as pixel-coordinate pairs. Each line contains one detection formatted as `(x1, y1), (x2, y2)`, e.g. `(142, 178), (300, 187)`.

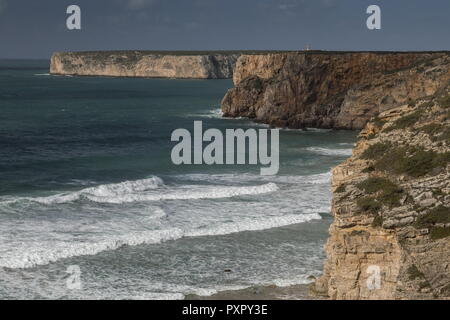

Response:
(50, 51), (240, 79)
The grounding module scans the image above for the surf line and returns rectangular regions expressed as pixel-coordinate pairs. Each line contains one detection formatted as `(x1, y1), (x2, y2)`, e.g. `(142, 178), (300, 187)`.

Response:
(171, 121), (279, 175)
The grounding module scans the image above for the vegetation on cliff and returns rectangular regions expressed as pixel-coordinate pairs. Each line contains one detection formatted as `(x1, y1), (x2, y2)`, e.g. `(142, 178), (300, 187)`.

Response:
(313, 85), (450, 299)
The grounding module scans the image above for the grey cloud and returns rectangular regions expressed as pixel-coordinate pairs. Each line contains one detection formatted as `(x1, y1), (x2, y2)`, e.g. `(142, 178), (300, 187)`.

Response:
(0, 0), (8, 14)
(127, 0), (158, 10)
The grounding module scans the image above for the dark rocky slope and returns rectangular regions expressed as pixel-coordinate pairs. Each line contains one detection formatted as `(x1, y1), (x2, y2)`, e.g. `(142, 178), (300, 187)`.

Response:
(221, 52), (450, 129)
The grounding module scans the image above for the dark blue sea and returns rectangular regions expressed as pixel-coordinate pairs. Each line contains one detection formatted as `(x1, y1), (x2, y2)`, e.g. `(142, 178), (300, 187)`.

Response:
(0, 60), (357, 299)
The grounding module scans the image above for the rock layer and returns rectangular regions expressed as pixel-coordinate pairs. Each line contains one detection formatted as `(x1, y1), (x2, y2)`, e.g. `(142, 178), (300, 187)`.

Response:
(50, 51), (240, 79)
(221, 52), (450, 129)
(312, 91), (450, 299)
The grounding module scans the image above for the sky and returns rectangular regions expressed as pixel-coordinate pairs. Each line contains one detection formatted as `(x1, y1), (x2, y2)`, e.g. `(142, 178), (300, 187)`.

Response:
(1, 0), (450, 59)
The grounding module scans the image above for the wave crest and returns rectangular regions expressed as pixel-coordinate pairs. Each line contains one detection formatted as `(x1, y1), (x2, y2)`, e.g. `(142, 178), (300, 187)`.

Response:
(0, 213), (320, 269)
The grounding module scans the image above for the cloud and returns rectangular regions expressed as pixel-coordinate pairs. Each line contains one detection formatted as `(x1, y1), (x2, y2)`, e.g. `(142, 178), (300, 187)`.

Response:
(126, 0), (158, 10)
(0, 0), (7, 15)
(277, 0), (338, 11)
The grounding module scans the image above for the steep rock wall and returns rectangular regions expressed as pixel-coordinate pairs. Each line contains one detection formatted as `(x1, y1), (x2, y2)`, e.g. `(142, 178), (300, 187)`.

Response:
(221, 52), (450, 129)
(50, 51), (240, 79)
(312, 90), (450, 299)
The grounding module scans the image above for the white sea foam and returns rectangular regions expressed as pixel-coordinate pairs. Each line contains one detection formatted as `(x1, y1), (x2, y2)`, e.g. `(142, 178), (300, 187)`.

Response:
(15, 179), (278, 205)
(193, 108), (223, 118)
(271, 275), (315, 287)
(305, 147), (353, 157)
(129, 292), (185, 300)
(29, 176), (164, 204)
(188, 213), (321, 237)
(0, 212), (320, 269)
(0, 228), (185, 269)
(175, 172), (331, 186)
(85, 183), (279, 204)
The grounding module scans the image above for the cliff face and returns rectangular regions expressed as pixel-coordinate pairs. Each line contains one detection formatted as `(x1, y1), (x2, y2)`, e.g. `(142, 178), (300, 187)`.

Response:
(312, 91), (450, 299)
(221, 52), (450, 129)
(220, 51), (450, 299)
(50, 51), (240, 79)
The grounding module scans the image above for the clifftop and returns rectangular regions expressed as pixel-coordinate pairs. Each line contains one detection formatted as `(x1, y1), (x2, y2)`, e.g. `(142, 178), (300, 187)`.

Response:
(312, 89), (450, 299)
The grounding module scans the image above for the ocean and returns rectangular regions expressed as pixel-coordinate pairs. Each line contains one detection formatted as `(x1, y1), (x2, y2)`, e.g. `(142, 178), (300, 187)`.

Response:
(0, 60), (357, 299)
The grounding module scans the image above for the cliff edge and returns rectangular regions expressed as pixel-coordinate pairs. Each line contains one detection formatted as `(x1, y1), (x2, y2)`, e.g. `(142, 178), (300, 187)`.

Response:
(311, 90), (450, 299)
(50, 51), (240, 79)
(221, 52), (450, 129)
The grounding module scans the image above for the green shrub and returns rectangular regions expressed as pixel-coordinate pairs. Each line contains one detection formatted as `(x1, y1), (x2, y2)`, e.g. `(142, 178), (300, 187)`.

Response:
(408, 99), (417, 107)
(420, 101), (434, 109)
(362, 166), (376, 173)
(372, 117), (386, 128)
(438, 95), (450, 108)
(371, 215), (383, 228)
(357, 177), (403, 208)
(420, 124), (450, 141)
(408, 265), (425, 280)
(420, 123), (441, 136)
(335, 184), (346, 193)
(360, 142), (393, 160)
(432, 189), (445, 198)
(375, 146), (450, 178)
(357, 177), (396, 194)
(385, 110), (424, 132)
(415, 205), (450, 228)
(430, 227), (450, 240)
(357, 197), (381, 213)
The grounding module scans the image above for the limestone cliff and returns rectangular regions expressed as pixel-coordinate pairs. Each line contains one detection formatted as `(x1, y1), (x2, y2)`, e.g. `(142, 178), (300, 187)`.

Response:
(50, 51), (240, 79)
(221, 52), (450, 129)
(312, 90), (450, 299)
(220, 51), (450, 299)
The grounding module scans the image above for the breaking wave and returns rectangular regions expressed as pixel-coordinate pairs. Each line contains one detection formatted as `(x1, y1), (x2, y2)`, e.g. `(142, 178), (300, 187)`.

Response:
(1, 176), (279, 205)
(0, 213), (320, 269)
(305, 147), (353, 157)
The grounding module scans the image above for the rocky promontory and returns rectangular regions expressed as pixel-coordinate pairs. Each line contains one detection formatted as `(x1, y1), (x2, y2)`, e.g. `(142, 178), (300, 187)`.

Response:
(220, 51), (449, 299)
(50, 51), (244, 79)
(221, 52), (450, 129)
